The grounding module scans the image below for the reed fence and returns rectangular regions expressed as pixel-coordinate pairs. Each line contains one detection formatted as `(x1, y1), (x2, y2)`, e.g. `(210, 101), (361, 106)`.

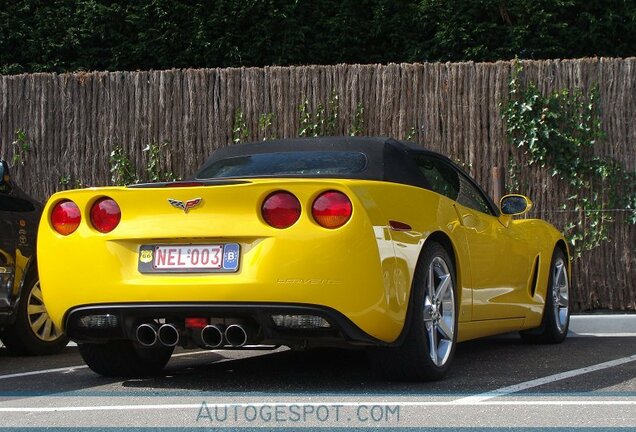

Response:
(1, 58), (634, 311)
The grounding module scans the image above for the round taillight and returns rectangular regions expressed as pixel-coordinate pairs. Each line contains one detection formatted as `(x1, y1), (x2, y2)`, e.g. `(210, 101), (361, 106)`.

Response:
(261, 191), (301, 229)
(51, 200), (81, 235)
(312, 191), (352, 229)
(90, 197), (121, 233)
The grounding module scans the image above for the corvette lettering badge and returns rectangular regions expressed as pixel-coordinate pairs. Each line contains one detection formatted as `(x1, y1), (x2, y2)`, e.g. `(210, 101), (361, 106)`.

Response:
(168, 198), (202, 213)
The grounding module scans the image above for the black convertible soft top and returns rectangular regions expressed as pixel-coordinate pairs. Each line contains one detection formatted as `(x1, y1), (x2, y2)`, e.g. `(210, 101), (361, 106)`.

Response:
(194, 136), (431, 189)
(130, 136), (498, 215)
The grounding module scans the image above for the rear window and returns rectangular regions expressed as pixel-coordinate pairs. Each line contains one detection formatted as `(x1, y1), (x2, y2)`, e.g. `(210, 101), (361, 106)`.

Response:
(196, 151), (368, 179)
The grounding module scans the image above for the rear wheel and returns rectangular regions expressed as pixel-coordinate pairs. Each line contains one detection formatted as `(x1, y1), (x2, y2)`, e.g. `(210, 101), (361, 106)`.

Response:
(369, 241), (458, 381)
(0, 272), (68, 355)
(79, 340), (174, 377)
(520, 248), (570, 344)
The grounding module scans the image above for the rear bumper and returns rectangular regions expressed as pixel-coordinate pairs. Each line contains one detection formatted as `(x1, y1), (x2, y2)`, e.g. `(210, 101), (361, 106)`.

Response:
(39, 181), (412, 344)
(64, 303), (385, 347)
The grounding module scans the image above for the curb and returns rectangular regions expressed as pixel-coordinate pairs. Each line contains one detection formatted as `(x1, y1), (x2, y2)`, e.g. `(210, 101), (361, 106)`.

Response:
(568, 314), (636, 337)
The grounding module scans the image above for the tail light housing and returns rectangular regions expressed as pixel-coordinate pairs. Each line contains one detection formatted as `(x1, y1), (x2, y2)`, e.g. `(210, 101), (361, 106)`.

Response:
(312, 191), (352, 229)
(90, 197), (121, 233)
(262, 191), (301, 229)
(51, 200), (81, 235)
(51, 200), (82, 236)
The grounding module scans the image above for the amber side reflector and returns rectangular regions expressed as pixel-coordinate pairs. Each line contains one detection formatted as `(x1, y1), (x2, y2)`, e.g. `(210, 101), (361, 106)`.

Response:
(389, 220), (412, 231)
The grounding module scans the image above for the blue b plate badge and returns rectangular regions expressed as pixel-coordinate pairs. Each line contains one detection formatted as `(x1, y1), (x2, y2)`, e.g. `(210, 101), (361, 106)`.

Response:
(138, 243), (240, 273)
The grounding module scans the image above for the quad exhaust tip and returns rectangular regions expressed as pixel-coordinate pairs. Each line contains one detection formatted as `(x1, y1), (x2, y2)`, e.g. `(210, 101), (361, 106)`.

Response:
(135, 322), (247, 348)
(200, 325), (224, 348)
(157, 323), (180, 347)
(136, 323), (158, 347)
(224, 324), (248, 347)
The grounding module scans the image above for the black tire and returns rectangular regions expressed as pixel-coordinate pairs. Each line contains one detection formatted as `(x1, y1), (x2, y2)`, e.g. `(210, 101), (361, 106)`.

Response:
(520, 248), (570, 344)
(0, 270), (68, 355)
(368, 241), (458, 381)
(79, 340), (174, 377)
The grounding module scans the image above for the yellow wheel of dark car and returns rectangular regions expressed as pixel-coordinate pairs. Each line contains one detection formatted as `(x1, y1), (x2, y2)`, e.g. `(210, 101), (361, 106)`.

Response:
(26, 281), (63, 342)
(0, 270), (68, 355)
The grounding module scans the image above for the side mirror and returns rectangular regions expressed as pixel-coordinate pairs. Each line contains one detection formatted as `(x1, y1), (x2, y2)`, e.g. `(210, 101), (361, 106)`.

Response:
(0, 160), (10, 190)
(500, 194), (533, 216)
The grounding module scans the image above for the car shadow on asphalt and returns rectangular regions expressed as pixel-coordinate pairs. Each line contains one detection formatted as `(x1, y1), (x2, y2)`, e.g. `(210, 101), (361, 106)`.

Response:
(2, 336), (633, 398)
(120, 336), (636, 396)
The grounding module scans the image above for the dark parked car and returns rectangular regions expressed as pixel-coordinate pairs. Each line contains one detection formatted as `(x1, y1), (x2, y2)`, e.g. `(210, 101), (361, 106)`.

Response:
(0, 160), (67, 355)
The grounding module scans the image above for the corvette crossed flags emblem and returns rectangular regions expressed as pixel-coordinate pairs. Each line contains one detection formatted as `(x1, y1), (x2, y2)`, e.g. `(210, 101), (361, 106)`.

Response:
(168, 198), (202, 213)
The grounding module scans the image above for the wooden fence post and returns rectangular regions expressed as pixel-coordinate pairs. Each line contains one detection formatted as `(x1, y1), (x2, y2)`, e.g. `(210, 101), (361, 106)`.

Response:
(492, 166), (505, 204)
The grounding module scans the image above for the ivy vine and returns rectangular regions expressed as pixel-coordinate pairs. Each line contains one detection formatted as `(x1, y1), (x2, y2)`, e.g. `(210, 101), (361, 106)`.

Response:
(109, 145), (138, 186)
(109, 142), (179, 186)
(11, 129), (31, 166)
(258, 113), (276, 140)
(349, 102), (365, 137)
(501, 60), (636, 258)
(230, 92), (363, 141)
(143, 142), (177, 182)
(299, 91), (340, 137)
(232, 109), (249, 144)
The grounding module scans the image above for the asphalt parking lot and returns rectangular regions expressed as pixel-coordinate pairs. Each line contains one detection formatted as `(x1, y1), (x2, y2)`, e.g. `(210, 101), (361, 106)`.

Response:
(0, 331), (635, 430)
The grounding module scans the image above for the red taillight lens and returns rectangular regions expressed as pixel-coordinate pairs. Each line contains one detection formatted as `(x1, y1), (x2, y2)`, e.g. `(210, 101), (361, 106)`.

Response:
(312, 191), (352, 229)
(90, 197), (121, 233)
(262, 191), (301, 229)
(51, 200), (81, 235)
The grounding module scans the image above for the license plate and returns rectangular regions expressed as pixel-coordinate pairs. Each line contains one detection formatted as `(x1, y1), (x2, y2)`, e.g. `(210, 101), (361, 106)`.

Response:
(138, 243), (240, 273)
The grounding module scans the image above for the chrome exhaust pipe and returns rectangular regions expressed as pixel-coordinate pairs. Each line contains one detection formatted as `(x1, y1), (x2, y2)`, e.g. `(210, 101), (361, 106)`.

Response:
(157, 323), (180, 347)
(135, 323), (158, 347)
(200, 325), (224, 348)
(224, 324), (248, 347)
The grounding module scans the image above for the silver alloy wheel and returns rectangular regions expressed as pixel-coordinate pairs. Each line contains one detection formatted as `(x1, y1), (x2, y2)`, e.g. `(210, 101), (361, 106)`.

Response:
(422, 256), (455, 366)
(27, 281), (63, 342)
(552, 257), (570, 333)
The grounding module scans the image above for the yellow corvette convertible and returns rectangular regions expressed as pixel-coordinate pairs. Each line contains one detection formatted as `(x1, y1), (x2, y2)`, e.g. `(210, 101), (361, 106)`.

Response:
(38, 137), (570, 380)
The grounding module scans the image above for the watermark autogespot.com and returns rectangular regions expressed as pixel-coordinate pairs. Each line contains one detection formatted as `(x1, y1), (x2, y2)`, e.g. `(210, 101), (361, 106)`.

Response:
(196, 402), (401, 425)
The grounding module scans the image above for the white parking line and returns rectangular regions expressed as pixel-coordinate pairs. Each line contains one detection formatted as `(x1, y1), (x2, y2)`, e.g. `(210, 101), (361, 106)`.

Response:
(1, 351), (634, 413)
(0, 350), (213, 381)
(571, 332), (636, 337)
(454, 353), (636, 403)
(0, 365), (88, 381)
(0, 400), (635, 413)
